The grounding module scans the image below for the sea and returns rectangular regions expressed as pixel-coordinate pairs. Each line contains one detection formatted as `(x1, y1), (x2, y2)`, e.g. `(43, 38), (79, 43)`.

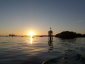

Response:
(0, 37), (85, 64)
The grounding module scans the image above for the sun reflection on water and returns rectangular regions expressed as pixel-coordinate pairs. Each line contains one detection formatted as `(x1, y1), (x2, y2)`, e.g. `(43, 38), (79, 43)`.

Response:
(24, 37), (33, 45)
(30, 36), (33, 44)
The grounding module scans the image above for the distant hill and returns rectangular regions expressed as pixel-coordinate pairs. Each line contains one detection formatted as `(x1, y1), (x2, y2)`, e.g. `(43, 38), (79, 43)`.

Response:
(55, 31), (85, 39)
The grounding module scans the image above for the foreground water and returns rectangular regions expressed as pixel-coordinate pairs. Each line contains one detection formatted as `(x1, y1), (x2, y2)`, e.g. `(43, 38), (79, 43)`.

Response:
(0, 37), (85, 64)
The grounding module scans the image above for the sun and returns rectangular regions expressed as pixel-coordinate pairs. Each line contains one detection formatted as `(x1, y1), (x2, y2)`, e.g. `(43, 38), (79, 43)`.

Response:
(28, 32), (36, 37)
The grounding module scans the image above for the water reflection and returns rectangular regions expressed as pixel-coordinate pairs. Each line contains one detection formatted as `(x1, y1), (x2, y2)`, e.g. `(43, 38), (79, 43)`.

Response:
(48, 41), (53, 51)
(60, 38), (76, 43)
(58, 38), (77, 50)
(30, 36), (33, 44)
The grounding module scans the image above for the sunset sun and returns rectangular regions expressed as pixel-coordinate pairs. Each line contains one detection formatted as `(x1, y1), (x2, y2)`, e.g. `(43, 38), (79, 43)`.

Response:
(28, 32), (36, 37)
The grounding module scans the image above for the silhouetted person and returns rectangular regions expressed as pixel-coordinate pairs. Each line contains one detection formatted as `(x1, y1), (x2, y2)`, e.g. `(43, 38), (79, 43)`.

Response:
(48, 27), (53, 50)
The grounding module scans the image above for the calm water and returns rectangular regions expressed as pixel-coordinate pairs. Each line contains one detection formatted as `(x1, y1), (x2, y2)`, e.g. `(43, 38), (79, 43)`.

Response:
(0, 37), (85, 64)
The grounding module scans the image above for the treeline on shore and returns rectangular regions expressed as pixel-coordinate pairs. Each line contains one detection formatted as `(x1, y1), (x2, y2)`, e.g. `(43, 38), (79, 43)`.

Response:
(0, 31), (85, 39)
(55, 31), (85, 39)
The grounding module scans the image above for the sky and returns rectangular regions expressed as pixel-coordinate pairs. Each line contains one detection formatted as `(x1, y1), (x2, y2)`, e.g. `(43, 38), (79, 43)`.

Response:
(0, 0), (85, 35)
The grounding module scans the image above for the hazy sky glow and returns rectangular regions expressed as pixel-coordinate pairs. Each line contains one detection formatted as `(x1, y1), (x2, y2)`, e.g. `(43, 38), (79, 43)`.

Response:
(0, 0), (85, 35)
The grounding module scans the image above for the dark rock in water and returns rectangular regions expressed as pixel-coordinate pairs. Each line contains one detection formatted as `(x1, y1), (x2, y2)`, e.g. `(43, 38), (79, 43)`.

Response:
(43, 50), (85, 64)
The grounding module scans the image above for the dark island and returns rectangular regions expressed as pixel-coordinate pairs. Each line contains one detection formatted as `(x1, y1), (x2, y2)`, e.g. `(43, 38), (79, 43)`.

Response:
(55, 31), (85, 39)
